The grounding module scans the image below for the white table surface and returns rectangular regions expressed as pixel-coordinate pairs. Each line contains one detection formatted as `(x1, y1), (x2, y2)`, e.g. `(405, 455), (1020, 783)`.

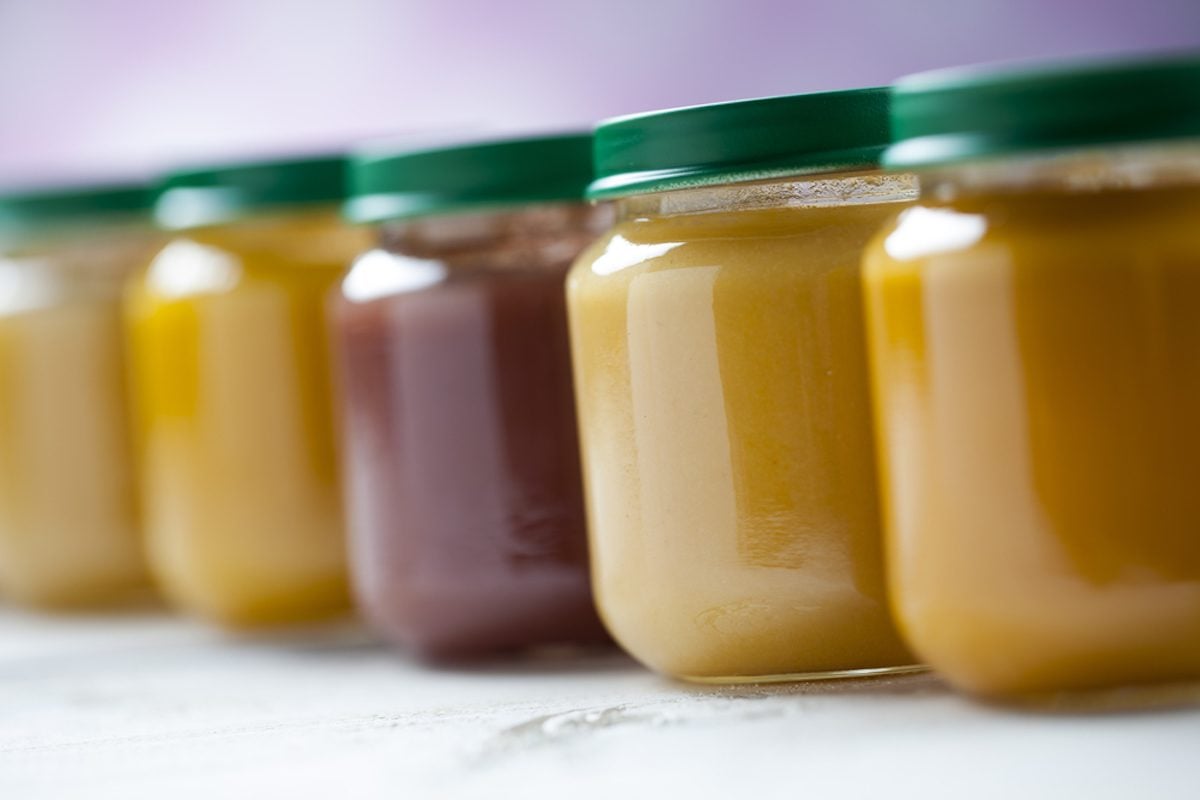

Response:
(0, 605), (1196, 799)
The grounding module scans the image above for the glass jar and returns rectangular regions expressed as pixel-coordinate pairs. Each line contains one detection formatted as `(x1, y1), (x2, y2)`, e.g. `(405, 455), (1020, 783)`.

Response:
(569, 89), (918, 681)
(126, 156), (368, 625)
(864, 54), (1200, 700)
(0, 184), (158, 607)
(334, 134), (611, 658)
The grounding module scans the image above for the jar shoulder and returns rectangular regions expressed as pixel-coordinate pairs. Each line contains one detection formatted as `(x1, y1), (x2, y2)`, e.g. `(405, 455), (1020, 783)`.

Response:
(131, 236), (348, 303)
(570, 202), (906, 290)
(865, 188), (1200, 275)
(338, 239), (585, 309)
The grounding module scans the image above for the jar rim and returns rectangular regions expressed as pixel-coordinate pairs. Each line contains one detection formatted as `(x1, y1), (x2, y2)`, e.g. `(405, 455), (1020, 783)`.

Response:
(617, 171), (916, 219)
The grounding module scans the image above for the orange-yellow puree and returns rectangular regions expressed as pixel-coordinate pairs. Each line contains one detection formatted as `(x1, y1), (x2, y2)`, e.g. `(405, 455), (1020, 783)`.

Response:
(863, 184), (1200, 697)
(125, 211), (367, 625)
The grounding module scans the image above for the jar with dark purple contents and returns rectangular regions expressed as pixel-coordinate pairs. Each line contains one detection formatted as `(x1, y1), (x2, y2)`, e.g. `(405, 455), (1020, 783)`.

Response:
(334, 134), (612, 659)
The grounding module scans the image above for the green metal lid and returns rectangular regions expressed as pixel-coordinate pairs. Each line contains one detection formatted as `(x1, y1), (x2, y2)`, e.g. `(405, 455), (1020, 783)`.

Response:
(346, 133), (593, 223)
(155, 153), (348, 230)
(885, 51), (1200, 169)
(0, 182), (154, 237)
(588, 87), (892, 199)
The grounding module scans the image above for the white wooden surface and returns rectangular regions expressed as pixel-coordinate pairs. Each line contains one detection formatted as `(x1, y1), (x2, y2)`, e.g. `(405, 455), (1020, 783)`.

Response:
(0, 606), (1197, 799)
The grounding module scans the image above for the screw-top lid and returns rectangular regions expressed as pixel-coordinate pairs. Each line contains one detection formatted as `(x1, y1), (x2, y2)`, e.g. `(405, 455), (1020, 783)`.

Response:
(0, 182), (154, 238)
(885, 51), (1200, 169)
(155, 153), (348, 230)
(588, 88), (892, 199)
(346, 133), (594, 223)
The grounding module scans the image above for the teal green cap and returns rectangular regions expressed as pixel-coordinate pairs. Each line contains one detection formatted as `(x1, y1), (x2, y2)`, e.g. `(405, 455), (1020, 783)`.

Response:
(588, 87), (892, 199)
(0, 182), (154, 238)
(885, 50), (1200, 169)
(156, 154), (348, 230)
(346, 133), (593, 223)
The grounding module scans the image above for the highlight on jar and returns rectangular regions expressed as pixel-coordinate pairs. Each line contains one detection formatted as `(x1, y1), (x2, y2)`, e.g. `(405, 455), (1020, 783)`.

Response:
(567, 88), (921, 683)
(862, 52), (1200, 702)
(124, 154), (370, 626)
(332, 133), (613, 660)
(0, 182), (161, 608)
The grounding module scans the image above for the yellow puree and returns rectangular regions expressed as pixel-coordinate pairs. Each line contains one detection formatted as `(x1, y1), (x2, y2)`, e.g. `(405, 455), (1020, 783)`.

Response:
(863, 184), (1200, 698)
(0, 239), (153, 606)
(568, 199), (914, 680)
(126, 212), (366, 625)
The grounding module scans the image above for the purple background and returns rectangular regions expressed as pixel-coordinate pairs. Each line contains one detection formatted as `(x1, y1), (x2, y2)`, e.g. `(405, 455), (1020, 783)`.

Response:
(1, 0), (1198, 186)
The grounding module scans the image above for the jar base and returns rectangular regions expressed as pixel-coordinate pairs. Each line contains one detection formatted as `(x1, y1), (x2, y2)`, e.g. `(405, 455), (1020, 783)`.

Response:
(678, 663), (928, 686)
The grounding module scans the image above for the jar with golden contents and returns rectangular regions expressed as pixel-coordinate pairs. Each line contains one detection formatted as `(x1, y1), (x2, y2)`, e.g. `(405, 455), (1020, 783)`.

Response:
(126, 156), (368, 625)
(864, 53), (1200, 700)
(0, 182), (159, 607)
(568, 89), (918, 681)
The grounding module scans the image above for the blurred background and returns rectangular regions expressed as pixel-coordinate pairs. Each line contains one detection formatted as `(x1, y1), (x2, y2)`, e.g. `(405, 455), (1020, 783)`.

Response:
(1, 0), (1199, 187)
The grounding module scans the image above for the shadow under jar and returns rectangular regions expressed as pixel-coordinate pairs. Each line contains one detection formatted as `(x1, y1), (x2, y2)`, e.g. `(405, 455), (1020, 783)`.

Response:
(568, 89), (919, 682)
(333, 134), (612, 659)
(864, 54), (1200, 703)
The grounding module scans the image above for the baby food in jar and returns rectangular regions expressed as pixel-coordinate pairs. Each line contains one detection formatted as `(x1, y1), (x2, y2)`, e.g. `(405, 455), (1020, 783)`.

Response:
(0, 183), (159, 607)
(334, 134), (611, 658)
(127, 155), (368, 625)
(864, 53), (1200, 700)
(569, 90), (918, 681)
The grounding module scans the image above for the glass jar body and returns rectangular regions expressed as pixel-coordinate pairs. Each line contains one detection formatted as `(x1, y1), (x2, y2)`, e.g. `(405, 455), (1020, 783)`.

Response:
(567, 173), (918, 681)
(331, 203), (612, 658)
(0, 227), (159, 607)
(125, 209), (367, 625)
(862, 144), (1200, 699)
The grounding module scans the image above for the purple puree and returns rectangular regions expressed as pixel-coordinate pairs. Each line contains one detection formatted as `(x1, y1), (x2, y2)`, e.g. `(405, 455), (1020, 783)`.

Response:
(331, 204), (611, 659)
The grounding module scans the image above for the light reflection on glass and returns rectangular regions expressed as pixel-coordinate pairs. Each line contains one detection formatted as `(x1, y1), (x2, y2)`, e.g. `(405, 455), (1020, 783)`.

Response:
(0, 257), (59, 314)
(884, 206), (986, 261)
(340, 248), (447, 303)
(590, 236), (679, 277)
(146, 239), (241, 298)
